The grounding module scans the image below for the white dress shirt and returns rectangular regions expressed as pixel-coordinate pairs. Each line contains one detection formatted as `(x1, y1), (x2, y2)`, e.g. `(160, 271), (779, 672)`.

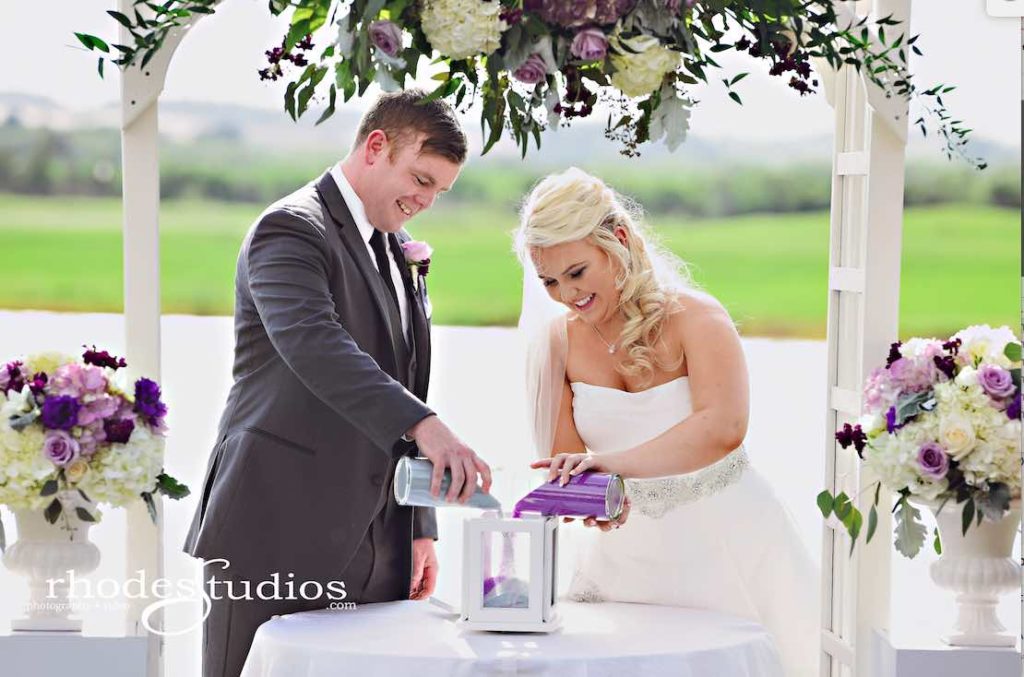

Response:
(330, 164), (410, 341)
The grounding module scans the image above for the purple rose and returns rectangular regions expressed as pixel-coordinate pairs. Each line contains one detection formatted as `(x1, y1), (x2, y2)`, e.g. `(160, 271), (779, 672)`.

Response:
(978, 364), (1015, 399)
(41, 395), (81, 430)
(513, 53), (548, 85)
(369, 20), (402, 58)
(134, 377), (168, 431)
(917, 442), (949, 479)
(103, 417), (135, 445)
(570, 28), (609, 61)
(43, 430), (80, 467)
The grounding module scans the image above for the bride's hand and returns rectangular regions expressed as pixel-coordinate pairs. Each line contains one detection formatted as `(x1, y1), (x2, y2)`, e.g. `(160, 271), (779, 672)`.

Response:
(581, 497), (631, 531)
(530, 452), (605, 486)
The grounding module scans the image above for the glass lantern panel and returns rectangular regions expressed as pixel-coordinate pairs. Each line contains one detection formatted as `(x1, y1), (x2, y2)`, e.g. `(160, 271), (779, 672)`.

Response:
(482, 530), (531, 609)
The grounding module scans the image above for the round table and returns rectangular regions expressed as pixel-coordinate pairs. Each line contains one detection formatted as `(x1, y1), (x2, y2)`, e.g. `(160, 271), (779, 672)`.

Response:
(241, 600), (783, 677)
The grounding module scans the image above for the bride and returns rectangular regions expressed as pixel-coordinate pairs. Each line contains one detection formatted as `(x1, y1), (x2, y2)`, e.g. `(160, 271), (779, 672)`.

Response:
(515, 167), (818, 677)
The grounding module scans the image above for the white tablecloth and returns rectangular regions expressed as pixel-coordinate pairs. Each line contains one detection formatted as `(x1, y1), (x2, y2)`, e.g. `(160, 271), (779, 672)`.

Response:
(241, 600), (783, 677)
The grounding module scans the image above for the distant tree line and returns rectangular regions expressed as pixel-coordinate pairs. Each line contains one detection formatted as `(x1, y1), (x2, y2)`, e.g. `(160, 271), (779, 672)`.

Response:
(0, 122), (1018, 217)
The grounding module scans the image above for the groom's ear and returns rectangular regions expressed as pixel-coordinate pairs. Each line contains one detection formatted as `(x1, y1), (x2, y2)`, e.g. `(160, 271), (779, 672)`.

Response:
(362, 130), (390, 165)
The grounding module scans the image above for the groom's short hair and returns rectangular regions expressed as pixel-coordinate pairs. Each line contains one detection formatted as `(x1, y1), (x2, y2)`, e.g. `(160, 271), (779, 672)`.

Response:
(354, 89), (467, 164)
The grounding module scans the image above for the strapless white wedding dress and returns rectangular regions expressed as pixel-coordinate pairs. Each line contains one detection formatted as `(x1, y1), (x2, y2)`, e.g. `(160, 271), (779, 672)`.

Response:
(566, 376), (818, 677)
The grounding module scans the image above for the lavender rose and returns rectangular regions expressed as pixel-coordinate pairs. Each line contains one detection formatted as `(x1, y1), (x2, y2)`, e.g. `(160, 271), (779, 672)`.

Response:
(41, 395), (81, 430)
(570, 28), (608, 61)
(369, 20), (402, 58)
(43, 430), (81, 467)
(978, 364), (1015, 399)
(917, 442), (949, 479)
(513, 53), (548, 84)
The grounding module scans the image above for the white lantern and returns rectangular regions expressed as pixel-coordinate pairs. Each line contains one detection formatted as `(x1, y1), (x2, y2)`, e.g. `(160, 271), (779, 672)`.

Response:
(459, 512), (561, 632)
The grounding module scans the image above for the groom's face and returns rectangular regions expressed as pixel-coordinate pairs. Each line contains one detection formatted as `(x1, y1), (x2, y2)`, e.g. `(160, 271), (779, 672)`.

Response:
(361, 131), (462, 232)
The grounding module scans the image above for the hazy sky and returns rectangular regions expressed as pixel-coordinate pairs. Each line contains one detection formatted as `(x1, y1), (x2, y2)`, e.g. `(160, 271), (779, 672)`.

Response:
(3, 0), (1020, 145)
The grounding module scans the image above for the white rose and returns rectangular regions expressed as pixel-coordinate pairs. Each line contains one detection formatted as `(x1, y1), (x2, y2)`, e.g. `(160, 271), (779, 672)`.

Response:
(939, 415), (976, 460)
(610, 35), (680, 98)
(954, 366), (978, 387)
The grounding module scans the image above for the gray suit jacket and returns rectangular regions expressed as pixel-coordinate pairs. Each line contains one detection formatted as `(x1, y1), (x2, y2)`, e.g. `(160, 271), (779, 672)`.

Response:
(183, 170), (437, 584)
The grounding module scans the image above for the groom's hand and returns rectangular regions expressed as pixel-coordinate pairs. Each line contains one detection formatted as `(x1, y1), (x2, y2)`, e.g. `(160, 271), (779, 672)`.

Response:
(407, 415), (492, 504)
(409, 537), (438, 600)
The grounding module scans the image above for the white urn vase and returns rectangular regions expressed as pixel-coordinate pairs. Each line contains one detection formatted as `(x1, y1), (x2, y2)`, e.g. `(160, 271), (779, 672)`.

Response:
(2, 492), (101, 632)
(925, 499), (1020, 647)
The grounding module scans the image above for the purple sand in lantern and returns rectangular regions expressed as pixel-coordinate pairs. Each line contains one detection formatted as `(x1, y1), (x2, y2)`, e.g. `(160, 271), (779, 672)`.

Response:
(513, 471), (626, 520)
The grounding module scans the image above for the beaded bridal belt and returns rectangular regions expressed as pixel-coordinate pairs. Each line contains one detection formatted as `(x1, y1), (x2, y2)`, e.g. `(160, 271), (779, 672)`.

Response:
(625, 446), (750, 519)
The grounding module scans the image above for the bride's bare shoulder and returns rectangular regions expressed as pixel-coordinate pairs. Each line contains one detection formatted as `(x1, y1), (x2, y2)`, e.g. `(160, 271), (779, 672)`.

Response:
(666, 289), (736, 336)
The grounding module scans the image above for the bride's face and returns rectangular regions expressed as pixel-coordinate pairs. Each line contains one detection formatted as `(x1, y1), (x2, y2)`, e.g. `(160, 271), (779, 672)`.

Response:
(532, 239), (622, 324)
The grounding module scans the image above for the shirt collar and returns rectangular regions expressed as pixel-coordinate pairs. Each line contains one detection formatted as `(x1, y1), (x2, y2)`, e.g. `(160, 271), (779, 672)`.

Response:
(330, 163), (376, 246)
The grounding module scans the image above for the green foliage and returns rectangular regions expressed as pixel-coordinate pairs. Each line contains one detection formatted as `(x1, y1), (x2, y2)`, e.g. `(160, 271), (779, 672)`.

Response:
(77, 0), (983, 163)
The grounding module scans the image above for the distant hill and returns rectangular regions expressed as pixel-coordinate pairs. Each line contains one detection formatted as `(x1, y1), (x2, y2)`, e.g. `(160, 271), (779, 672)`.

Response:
(1, 91), (1016, 169)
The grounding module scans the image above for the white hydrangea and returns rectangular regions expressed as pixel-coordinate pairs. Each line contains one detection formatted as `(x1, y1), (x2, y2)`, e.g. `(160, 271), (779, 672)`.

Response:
(899, 337), (942, 359)
(421, 0), (506, 60)
(0, 422), (52, 510)
(864, 430), (920, 492)
(610, 34), (680, 98)
(23, 351), (76, 376)
(77, 424), (164, 507)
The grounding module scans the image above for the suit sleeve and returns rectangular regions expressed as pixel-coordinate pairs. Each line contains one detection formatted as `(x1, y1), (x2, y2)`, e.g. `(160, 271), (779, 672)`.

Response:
(413, 507), (438, 541)
(246, 208), (433, 457)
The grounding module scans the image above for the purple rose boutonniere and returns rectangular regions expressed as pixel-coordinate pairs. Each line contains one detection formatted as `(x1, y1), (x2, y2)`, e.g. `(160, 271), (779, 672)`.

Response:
(401, 240), (432, 293)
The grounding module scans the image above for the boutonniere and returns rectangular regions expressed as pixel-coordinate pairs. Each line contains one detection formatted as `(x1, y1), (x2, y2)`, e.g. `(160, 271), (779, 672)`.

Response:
(401, 240), (432, 292)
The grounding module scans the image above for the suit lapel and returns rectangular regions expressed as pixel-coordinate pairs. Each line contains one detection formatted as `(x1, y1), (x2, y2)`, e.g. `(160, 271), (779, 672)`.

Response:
(316, 171), (406, 371)
(391, 233), (431, 399)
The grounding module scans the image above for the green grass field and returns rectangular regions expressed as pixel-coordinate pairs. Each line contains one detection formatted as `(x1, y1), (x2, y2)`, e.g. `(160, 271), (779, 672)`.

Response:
(0, 193), (1017, 338)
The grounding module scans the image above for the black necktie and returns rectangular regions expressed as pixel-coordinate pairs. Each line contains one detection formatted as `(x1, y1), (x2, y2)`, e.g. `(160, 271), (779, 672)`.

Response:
(369, 229), (401, 314)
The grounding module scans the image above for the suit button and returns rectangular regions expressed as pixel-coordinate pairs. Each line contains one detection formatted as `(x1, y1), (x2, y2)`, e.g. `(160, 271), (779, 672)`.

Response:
(371, 473), (385, 487)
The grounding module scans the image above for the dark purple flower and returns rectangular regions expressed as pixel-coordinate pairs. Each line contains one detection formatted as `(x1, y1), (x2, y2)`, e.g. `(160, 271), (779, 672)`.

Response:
(43, 430), (80, 467)
(369, 20), (402, 58)
(933, 355), (957, 380)
(570, 28), (609, 61)
(296, 34), (314, 51)
(917, 442), (949, 479)
(103, 417), (135, 444)
(513, 53), (549, 85)
(1007, 393), (1021, 421)
(28, 372), (48, 396)
(134, 378), (168, 429)
(82, 345), (127, 370)
(2, 360), (25, 396)
(500, 7), (524, 23)
(835, 423), (867, 457)
(978, 364), (1015, 399)
(942, 337), (962, 356)
(40, 395), (81, 431)
(885, 341), (902, 368)
(885, 406), (902, 434)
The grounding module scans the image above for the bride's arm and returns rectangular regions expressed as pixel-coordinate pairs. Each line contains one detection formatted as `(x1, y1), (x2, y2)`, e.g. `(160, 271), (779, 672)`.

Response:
(601, 296), (749, 478)
(550, 377), (586, 455)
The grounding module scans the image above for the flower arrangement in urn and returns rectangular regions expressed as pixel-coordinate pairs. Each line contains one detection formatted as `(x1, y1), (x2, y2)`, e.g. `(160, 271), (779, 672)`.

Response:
(0, 346), (189, 550)
(818, 325), (1021, 558)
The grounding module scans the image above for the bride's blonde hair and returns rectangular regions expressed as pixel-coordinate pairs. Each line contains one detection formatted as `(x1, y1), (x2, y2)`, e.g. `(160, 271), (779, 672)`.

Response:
(517, 167), (695, 384)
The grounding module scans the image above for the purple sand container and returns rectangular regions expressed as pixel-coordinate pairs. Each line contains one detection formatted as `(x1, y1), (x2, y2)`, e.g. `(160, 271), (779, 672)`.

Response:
(513, 471), (626, 520)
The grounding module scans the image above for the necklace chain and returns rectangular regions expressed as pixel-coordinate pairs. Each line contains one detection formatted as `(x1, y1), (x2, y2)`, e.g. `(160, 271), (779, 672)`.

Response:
(590, 322), (617, 354)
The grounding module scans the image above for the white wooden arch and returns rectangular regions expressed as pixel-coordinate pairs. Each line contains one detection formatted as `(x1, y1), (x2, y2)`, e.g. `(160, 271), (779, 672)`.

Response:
(115, 2), (909, 675)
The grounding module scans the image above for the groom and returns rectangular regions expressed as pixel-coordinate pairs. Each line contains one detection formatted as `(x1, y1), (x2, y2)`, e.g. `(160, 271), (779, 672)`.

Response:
(183, 89), (491, 677)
